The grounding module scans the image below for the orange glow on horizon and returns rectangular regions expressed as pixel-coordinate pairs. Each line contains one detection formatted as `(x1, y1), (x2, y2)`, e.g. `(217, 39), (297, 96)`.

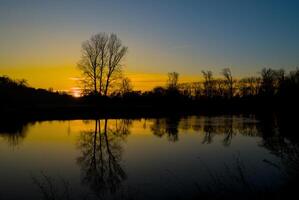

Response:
(1, 66), (205, 95)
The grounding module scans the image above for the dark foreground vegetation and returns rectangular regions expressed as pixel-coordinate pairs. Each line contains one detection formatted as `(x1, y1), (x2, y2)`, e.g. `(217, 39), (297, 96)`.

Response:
(1, 67), (299, 119)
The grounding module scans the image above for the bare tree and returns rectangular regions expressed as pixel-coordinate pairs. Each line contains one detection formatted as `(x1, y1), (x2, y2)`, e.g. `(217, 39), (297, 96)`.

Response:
(202, 70), (214, 98)
(167, 72), (179, 90)
(260, 68), (286, 97)
(260, 68), (276, 96)
(104, 34), (128, 96)
(97, 33), (109, 95)
(238, 77), (261, 97)
(78, 33), (127, 96)
(192, 82), (203, 98)
(78, 33), (105, 94)
(215, 78), (226, 97)
(119, 77), (133, 95)
(179, 83), (192, 97)
(222, 68), (234, 98)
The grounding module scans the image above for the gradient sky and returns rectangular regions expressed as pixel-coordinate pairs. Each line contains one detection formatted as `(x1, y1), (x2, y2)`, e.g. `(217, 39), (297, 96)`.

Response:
(1, 0), (299, 93)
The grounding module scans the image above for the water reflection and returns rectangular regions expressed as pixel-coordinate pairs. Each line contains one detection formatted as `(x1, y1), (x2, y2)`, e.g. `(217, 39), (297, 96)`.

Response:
(0, 115), (296, 152)
(0, 115), (265, 147)
(0, 120), (33, 146)
(76, 119), (129, 198)
(0, 114), (298, 199)
(150, 116), (180, 142)
(258, 115), (299, 193)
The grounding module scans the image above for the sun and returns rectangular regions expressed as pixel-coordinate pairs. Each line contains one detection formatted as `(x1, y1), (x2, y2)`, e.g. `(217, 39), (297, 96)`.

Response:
(71, 87), (82, 98)
(73, 91), (81, 98)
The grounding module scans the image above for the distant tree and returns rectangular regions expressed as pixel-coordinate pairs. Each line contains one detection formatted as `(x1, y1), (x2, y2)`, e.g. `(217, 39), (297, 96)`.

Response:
(0, 76), (73, 105)
(259, 68), (285, 97)
(16, 79), (28, 87)
(119, 77), (133, 96)
(202, 70), (214, 98)
(260, 68), (275, 96)
(192, 82), (203, 99)
(215, 79), (226, 97)
(288, 68), (299, 84)
(167, 72), (179, 90)
(238, 77), (261, 97)
(152, 86), (166, 96)
(178, 82), (202, 99)
(222, 68), (234, 98)
(282, 68), (299, 99)
(48, 87), (54, 93)
(179, 83), (192, 97)
(275, 69), (285, 94)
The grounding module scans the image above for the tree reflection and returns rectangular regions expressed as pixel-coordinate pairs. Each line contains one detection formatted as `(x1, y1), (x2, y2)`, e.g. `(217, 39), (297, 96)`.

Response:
(0, 120), (32, 147)
(149, 115), (261, 146)
(150, 116), (180, 142)
(257, 114), (299, 197)
(202, 117), (216, 144)
(222, 117), (234, 146)
(77, 119), (130, 198)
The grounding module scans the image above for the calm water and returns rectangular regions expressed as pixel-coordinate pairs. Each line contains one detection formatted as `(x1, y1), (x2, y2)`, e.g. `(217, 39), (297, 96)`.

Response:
(0, 114), (298, 200)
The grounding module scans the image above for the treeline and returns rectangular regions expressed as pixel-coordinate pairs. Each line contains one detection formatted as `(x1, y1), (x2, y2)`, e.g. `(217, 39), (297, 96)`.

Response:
(1, 67), (299, 117)
(114, 68), (299, 101)
(90, 67), (298, 113)
(75, 32), (299, 111)
(1, 32), (298, 115)
(0, 76), (74, 105)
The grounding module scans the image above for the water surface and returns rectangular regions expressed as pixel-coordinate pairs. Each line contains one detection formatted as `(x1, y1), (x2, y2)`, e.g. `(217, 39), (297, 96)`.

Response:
(0, 114), (297, 199)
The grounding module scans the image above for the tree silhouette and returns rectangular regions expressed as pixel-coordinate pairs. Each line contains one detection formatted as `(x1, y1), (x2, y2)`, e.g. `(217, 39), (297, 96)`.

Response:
(167, 72), (179, 90)
(104, 34), (128, 96)
(119, 77), (133, 96)
(201, 70), (215, 98)
(78, 33), (108, 95)
(78, 33), (127, 96)
(222, 68), (234, 99)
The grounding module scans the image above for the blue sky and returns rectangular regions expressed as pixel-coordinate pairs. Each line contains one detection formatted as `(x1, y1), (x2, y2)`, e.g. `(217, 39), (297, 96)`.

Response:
(1, 0), (299, 78)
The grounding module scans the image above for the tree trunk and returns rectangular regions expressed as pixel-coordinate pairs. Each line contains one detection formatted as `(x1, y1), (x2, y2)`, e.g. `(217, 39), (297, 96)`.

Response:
(93, 68), (97, 94)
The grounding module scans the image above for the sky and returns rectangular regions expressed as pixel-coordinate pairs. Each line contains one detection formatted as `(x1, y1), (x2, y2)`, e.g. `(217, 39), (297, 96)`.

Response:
(1, 0), (299, 94)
